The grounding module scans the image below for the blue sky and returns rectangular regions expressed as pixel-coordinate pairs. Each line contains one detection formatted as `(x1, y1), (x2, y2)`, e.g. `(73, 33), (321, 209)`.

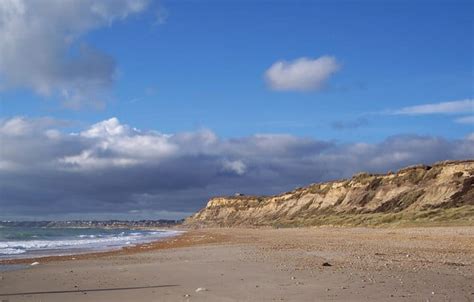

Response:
(0, 0), (473, 219)
(1, 0), (472, 142)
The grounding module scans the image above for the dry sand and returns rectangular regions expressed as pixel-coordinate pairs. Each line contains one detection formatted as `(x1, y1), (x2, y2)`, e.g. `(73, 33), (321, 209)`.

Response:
(0, 227), (473, 301)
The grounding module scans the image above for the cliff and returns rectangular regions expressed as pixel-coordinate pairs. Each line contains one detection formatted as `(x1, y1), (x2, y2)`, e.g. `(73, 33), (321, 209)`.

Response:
(185, 160), (474, 227)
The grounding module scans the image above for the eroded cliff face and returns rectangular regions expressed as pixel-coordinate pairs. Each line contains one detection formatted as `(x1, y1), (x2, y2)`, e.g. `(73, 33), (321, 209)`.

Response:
(186, 160), (474, 227)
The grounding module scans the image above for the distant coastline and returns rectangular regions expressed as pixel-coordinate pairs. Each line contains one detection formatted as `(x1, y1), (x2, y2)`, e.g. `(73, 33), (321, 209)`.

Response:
(0, 219), (183, 229)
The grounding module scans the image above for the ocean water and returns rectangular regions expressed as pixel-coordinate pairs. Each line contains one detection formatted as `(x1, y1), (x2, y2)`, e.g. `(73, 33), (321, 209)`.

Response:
(0, 226), (181, 260)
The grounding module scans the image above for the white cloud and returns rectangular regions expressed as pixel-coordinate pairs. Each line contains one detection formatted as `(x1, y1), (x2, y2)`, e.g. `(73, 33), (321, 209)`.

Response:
(0, 116), (67, 136)
(0, 0), (149, 108)
(455, 115), (474, 124)
(63, 117), (178, 169)
(81, 117), (129, 138)
(392, 99), (474, 115)
(265, 56), (340, 91)
(222, 160), (247, 175)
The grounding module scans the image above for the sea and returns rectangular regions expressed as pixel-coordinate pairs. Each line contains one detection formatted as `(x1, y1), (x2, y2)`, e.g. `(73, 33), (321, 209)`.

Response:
(0, 225), (181, 260)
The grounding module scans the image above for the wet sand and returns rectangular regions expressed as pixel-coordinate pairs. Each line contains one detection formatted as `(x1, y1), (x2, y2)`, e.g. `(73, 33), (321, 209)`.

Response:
(0, 227), (473, 301)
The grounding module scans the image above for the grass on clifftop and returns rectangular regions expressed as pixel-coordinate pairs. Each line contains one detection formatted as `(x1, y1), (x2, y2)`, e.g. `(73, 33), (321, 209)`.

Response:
(271, 205), (474, 228)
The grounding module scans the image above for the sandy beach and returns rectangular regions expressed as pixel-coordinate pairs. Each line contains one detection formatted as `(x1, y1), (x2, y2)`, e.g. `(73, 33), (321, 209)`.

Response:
(0, 227), (473, 301)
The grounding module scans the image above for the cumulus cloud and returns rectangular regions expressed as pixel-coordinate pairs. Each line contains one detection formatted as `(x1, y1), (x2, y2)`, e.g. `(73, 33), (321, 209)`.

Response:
(222, 160), (247, 175)
(265, 56), (340, 91)
(1, 116), (473, 220)
(0, 0), (149, 109)
(392, 99), (474, 115)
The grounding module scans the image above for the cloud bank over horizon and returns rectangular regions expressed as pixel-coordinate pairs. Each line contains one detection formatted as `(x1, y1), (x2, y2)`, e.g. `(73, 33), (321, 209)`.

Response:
(1, 116), (473, 220)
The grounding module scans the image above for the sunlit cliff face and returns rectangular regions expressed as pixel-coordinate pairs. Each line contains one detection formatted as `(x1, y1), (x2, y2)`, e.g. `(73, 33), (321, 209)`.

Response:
(186, 161), (474, 227)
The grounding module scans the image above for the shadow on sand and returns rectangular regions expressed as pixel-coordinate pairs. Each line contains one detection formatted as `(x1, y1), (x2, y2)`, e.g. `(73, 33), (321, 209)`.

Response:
(0, 284), (179, 297)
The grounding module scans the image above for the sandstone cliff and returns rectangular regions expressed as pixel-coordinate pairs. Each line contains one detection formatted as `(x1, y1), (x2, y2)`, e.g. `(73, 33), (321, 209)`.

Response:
(186, 160), (474, 227)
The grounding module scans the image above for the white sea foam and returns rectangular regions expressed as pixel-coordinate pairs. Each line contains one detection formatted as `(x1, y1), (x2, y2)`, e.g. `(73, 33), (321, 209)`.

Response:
(0, 230), (183, 258)
(0, 248), (26, 255)
(78, 235), (97, 238)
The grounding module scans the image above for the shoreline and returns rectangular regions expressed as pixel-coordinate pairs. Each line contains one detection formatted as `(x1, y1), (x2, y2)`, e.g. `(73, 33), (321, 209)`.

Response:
(0, 229), (229, 266)
(1, 224), (471, 265)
